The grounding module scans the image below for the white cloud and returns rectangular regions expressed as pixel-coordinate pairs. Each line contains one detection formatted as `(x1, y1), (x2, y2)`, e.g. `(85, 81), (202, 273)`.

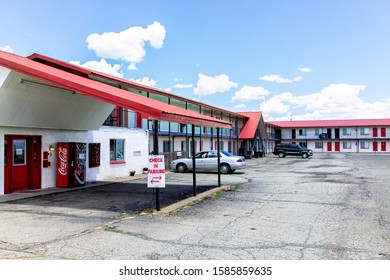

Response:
(293, 76), (303, 82)
(299, 67), (312, 73)
(86, 21), (166, 70)
(234, 104), (246, 109)
(260, 83), (390, 120)
(0, 45), (14, 53)
(260, 92), (293, 115)
(174, 83), (193, 89)
(259, 74), (302, 83)
(130, 77), (157, 87)
(69, 58), (123, 78)
(231, 85), (270, 102)
(194, 73), (238, 96)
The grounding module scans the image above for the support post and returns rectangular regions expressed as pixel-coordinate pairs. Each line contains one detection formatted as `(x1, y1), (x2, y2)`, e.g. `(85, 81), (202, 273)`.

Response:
(192, 125), (196, 196)
(217, 127), (221, 188)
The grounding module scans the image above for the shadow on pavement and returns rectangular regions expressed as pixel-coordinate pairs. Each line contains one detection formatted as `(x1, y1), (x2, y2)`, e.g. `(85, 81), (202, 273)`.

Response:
(3, 182), (218, 213)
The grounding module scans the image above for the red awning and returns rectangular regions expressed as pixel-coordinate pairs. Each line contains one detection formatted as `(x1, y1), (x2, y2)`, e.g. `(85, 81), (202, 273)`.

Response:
(0, 51), (232, 129)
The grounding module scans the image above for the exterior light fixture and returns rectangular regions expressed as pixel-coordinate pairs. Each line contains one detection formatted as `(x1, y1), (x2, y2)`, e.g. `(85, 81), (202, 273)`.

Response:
(49, 145), (55, 156)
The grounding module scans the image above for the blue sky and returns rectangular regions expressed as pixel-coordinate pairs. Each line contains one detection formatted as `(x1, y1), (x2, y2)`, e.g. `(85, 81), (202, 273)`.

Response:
(1, 0), (390, 120)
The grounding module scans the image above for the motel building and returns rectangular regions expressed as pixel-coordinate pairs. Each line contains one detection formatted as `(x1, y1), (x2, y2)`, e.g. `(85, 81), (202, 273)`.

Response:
(266, 119), (390, 153)
(0, 51), (267, 196)
(2, 50), (389, 197)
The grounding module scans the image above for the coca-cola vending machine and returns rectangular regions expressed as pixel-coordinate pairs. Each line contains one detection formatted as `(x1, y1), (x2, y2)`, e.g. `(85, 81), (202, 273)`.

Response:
(56, 142), (87, 187)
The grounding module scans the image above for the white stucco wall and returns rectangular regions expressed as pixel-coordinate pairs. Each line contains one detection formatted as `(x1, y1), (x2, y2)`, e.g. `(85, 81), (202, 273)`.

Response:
(0, 126), (149, 195)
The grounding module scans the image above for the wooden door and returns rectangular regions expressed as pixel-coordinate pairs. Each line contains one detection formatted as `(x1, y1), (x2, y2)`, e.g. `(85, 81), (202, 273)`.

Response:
(327, 142), (332, 152)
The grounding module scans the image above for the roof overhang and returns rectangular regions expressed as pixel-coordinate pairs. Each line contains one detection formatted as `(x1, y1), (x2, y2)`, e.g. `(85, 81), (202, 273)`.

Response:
(28, 53), (247, 119)
(237, 111), (267, 140)
(0, 51), (232, 129)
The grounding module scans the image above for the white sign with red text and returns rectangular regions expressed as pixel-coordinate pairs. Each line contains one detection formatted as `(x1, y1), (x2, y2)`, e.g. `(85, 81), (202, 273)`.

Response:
(147, 155), (166, 188)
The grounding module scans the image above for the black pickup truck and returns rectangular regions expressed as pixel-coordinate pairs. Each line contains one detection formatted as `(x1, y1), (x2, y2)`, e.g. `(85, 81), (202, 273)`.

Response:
(273, 143), (313, 158)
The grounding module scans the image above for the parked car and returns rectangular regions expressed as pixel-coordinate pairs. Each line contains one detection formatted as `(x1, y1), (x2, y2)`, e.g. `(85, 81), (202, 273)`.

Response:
(170, 150), (246, 174)
(273, 143), (313, 158)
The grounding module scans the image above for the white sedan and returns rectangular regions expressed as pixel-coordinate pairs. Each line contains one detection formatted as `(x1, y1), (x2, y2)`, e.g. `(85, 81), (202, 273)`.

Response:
(170, 150), (246, 174)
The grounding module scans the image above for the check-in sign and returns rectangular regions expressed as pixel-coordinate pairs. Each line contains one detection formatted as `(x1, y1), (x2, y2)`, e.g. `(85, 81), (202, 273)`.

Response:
(147, 155), (166, 188)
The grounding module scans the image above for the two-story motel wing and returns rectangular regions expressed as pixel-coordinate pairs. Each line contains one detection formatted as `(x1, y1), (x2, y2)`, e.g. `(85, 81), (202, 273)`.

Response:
(267, 119), (390, 153)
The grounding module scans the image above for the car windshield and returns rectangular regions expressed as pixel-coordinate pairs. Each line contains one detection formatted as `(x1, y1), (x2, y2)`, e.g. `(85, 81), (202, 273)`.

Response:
(220, 150), (233, 157)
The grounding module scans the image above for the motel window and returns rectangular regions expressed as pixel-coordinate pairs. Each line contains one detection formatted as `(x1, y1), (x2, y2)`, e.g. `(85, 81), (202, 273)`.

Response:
(360, 128), (370, 135)
(13, 140), (26, 165)
(163, 141), (170, 153)
(180, 124), (187, 133)
(343, 142), (352, 149)
(315, 142), (323, 149)
(342, 128), (352, 135)
(360, 142), (369, 149)
(315, 129), (322, 136)
(110, 139), (125, 162)
(299, 129), (307, 136)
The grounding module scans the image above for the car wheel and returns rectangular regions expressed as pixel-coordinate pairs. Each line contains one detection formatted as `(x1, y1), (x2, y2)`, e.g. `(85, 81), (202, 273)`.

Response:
(278, 152), (285, 158)
(220, 163), (231, 174)
(176, 163), (187, 173)
(302, 153), (308, 158)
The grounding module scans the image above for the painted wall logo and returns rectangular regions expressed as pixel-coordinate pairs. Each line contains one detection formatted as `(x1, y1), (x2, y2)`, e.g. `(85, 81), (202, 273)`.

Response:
(58, 147), (68, 176)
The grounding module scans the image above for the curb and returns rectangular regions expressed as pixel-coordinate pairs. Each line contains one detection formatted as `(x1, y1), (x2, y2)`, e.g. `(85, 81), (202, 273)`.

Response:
(156, 185), (229, 215)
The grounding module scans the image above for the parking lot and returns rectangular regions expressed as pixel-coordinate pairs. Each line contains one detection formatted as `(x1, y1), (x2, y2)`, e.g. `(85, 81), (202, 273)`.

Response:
(1, 153), (390, 259)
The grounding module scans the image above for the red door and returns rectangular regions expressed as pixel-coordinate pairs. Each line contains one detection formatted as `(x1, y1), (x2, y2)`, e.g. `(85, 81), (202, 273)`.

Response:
(335, 142), (340, 152)
(381, 142), (387, 151)
(373, 128), (378, 137)
(381, 128), (386, 137)
(373, 142), (378, 152)
(3, 135), (42, 194)
(327, 142), (332, 152)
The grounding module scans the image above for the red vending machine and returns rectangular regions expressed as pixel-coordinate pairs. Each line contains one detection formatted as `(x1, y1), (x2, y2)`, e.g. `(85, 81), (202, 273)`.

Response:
(56, 142), (87, 187)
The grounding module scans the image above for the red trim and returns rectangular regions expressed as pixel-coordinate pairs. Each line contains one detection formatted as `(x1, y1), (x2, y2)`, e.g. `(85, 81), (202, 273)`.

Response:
(110, 161), (126, 165)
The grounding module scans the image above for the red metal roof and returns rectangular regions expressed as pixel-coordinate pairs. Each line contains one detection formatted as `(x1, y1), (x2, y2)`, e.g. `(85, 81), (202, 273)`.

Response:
(0, 51), (232, 129)
(28, 53), (247, 119)
(237, 111), (263, 139)
(267, 119), (390, 128)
